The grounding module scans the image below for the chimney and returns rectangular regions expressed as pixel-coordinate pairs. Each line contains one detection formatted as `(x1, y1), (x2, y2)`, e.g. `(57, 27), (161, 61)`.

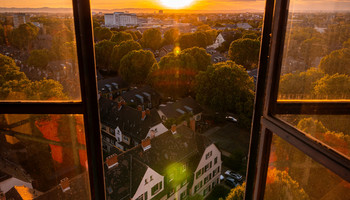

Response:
(146, 108), (151, 115)
(60, 177), (70, 192)
(106, 154), (118, 169)
(141, 138), (151, 151)
(141, 111), (146, 120)
(171, 124), (177, 134)
(190, 117), (196, 132)
(150, 130), (156, 139)
(137, 105), (143, 111)
(118, 101), (122, 111)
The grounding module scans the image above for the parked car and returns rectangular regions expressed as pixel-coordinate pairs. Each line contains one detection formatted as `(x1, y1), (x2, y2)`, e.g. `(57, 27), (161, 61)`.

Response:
(225, 115), (238, 123)
(225, 177), (238, 188)
(225, 170), (243, 181)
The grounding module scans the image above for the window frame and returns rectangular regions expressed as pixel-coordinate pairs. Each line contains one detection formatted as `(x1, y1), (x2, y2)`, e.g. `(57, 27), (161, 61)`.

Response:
(0, 0), (105, 199)
(245, 0), (350, 199)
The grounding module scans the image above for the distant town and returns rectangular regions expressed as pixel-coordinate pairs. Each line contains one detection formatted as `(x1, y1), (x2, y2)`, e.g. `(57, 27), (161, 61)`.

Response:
(0, 7), (350, 200)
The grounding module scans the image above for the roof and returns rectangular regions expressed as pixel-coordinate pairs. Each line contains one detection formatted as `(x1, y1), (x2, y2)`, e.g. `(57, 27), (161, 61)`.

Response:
(121, 85), (161, 108)
(34, 173), (90, 200)
(105, 125), (212, 200)
(159, 97), (203, 119)
(99, 97), (163, 141)
(97, 76), (129, 91)
(220, 31), (237, 41)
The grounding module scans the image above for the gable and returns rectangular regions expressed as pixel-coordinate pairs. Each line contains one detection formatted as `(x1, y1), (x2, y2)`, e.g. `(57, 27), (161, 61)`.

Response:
(132, 167), (164, 200)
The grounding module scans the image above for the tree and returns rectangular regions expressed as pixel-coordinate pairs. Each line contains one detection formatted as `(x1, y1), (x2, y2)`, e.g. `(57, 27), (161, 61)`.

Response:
(27, 49), (50, 69)
(182, 47), (212, 71)
(51, 28), (75, 60)
(163, 28), (180, 45)
(95, 40), (116, 70)
(197, 24), (211, 31)
(229, 38), (260, 69)
(264, 168), (310, 200)
(318, 48), (350, 76)
(141, 28), (162, 50)
(299, 37), (326, 67)
(119, 50), (156, 84)
(9, 23), (39, 49)
(279, 68), (325, 97)
(125, 30), (138, 40)
(149, 52), (197, 97)
(194, 61), (254, 127)
(0, 24), (5, 45)
(0, 54), (67, 100)
(343, 38), (350, 49)
(313, 73), (350, 99)
(242, 32), (259, 40)
(134, 30), (142, 40)
(110, 40), (142, 72)
(110, 31), (133, 45)
(94, 27), (112, 41)
(226, 182), (245, 200)
(178, 31), (212, 50)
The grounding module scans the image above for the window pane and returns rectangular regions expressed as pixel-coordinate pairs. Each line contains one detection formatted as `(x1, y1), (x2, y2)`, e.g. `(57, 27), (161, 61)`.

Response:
(264, 134), (350, 200)
(0, 2), (81, 101)
(278, 0), (350, 100)
(0, 114), (90, 199)
(277, 115), (350, 159)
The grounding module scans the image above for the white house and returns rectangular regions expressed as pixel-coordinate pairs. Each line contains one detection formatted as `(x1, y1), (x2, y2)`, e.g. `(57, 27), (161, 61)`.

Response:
(104, 12), (138, 27)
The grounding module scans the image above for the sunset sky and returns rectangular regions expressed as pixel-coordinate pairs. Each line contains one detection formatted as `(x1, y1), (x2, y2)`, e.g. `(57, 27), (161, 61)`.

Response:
(0, 0), (349, 11)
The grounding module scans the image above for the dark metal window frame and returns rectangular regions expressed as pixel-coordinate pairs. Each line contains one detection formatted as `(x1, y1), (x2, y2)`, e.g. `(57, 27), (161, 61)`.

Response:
(245, 0), (350, 199)
(0, 0), (105, 199)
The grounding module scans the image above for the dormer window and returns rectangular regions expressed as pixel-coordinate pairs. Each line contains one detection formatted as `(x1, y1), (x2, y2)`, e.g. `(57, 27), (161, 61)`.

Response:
(150, 176), (153, 181)
(145, 179), (148, 185)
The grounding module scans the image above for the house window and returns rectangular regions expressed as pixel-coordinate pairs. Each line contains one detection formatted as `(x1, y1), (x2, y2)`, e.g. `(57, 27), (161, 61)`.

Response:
(123, 135), (129, 142)
(145, 179), (148, 185)
(196, 170), (202, 179)
(206, 151), (212, 159)
(214, 157), (218, 165)
(136, 194), (143, 200)
(180, 191), (187, 200)
(151, 181), (162, 196)
(145, 192), (148, 200)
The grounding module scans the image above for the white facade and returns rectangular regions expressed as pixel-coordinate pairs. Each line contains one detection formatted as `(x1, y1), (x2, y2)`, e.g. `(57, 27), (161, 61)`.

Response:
(191, 144), (222, 198)
(207, 33), (225, 49)
(146, 123), (168, 138)
(104, 12), (138, 27)
(132, 167), (164, 200)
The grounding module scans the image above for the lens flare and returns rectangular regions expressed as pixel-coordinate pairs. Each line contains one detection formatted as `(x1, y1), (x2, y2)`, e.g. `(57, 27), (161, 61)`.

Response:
(160, 0), (194, 9)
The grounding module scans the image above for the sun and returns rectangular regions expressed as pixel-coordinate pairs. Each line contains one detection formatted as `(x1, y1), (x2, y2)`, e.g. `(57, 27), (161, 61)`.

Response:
(160, 0), (194, 9)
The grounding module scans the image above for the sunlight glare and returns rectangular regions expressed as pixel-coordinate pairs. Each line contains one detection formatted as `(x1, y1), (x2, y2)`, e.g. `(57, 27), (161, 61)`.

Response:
(160, 0), (194, 9)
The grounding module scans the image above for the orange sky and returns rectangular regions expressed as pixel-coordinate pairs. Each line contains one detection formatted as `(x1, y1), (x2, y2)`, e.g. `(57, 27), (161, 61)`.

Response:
(0, 0), (349, 11)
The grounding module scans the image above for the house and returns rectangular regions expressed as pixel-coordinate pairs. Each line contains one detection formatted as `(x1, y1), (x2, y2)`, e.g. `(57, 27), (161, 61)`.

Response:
(206, 48), (227, 63)
(99, 97), (168, 152)
(157, 44), (174, 61)
(158, 97), (203, 122)
(105, 125), (222, 200)
(98, 76), (129, 100)
(207, 31), (237, 49)
(236, 23), (252, 30)
(121, 85), (162, 109)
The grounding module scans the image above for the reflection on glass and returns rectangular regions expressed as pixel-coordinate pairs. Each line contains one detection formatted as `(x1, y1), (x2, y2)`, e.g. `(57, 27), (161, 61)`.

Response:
(265, 134), (350, 200)
(0, 3), (81, 101)
(0, 114), (90, 199)
(278, 0), (350, 100)
(278, 115), (350, 159)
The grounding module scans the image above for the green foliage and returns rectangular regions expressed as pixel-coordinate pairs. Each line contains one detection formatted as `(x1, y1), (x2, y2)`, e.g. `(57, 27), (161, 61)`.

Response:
(134, 30), (142, 40)
(51, 28), (75, 60)
(94, 27), (112, 41)
(296, 118), (328, 135)
(217, 30), (243, 53)
(95, 40), (116, 70)
(194, 61), (254, 128)
(279, 68), (325, 96)
(187, 194), (204, 200)
(164, 112), (193, 128)
(149, 47), (210, 97)
(110, 40), (142, 72)
(141, 28), (162, 50)
(163, 28), (180, 45)
(0, 54), (67, 100)
(323, 24), (350, 52)
(197, 24), (211, 31)
(319, 48), (350, 76)
(264, 168), (310, 200)
(125, 30), (138, 40)
(110, 31), (133, 45)
(119, 50), (156, 84)
(300, 37), (326, 67)
(9, 23), (39, 49)
(225, 182), (245, 200)
(178, 31), (213, 49)
(0, 24), (5, 45)
(228, 38), (260, 69)
(242, 32), (258, 40)
(206, 185), (230, 200)
(27, 49), (50, 69)
(313, 73), (350, 98)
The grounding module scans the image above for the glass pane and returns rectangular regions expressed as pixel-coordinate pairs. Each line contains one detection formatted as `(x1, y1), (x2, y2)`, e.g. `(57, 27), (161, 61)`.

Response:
(277, 115), (350, 159)
(0, 114), (90, 199)
(278, 0), (350, 100)
(91, 0), (264, 199)
(264, 134), (350, 200)
(0, 2), (81, 101)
